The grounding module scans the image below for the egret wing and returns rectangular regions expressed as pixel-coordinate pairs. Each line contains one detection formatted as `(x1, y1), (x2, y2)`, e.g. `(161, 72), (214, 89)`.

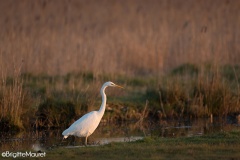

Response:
(62, 111), (101, 137)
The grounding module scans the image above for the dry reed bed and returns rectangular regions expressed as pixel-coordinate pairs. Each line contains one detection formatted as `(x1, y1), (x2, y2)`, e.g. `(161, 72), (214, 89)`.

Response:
(0, 0), (240, 76)
(1, 0), (240, 131)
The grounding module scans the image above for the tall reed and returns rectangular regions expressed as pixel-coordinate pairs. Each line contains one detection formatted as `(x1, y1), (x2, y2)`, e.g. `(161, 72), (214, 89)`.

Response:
(146, 64), (240, 119)
(0, 0), (239, 76)
(0, 62), (26, 130)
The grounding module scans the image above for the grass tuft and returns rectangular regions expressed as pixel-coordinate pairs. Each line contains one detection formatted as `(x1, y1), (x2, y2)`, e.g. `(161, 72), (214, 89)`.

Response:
(1, 63), (240, 130)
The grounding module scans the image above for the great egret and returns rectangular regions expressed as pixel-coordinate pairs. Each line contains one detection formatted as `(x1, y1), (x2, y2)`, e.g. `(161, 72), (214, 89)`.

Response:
(62, 81), (123, 146)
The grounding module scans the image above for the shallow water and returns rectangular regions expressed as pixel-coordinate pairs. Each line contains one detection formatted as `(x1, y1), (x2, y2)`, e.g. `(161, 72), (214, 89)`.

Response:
(0, 118), (239, 152)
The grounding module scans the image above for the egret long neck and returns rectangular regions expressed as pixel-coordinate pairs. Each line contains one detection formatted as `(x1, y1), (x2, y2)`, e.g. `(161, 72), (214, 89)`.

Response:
(98, 85), (107, 117)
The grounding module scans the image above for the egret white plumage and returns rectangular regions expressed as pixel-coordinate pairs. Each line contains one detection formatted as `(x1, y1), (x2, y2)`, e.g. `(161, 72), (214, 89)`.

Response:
(62, 81), (123, 145)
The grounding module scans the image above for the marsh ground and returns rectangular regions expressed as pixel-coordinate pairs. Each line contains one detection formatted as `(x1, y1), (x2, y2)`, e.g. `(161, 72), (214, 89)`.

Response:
(11, 130), (240, 160)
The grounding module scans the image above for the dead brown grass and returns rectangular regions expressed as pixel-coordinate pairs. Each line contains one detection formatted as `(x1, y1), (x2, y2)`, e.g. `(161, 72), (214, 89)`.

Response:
(0, 0), (240, 76)
(0, 61), (26, 130)
(1, 0), (240, 129)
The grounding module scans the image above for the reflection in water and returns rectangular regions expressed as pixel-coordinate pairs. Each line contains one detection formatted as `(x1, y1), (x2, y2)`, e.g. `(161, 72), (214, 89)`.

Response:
(65, 137), (144, 148)
(96, 136), (143, 145)
(0, 118), (239, 151)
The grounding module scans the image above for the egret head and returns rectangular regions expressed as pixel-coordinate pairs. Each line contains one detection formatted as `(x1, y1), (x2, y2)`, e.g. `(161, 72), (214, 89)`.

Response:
(105, 81), (124, 89)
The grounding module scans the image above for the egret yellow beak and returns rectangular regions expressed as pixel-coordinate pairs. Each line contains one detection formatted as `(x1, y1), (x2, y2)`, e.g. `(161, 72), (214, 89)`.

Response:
(115, 84), (124, 89)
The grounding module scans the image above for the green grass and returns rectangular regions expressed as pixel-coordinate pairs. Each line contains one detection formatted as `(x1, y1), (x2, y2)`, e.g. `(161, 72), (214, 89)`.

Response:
(17, 130), (240, 160)
(1, 64), (240, 131)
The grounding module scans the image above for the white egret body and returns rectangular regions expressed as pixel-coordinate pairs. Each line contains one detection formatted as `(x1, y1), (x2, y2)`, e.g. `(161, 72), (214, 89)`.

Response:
(62, 81), (123, 145)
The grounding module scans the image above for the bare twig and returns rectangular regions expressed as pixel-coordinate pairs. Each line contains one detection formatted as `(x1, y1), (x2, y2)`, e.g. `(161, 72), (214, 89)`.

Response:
(158, 91), (166, 118)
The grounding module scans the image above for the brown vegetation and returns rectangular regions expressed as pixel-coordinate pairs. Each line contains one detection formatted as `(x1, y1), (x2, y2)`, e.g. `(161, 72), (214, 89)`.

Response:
(0, 0), (240, 76)
(0, 1), (240, 131)
(0, 63), (240, 131)
(0, 62), (27, 131)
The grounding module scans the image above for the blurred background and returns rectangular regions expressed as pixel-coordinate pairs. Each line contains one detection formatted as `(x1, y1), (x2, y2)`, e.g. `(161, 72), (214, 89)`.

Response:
(1, 0), (239, 76)
(0, 0), (240, 133)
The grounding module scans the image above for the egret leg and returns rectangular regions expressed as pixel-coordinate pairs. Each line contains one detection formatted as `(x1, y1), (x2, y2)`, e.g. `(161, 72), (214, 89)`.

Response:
(85, 132), (90, 146)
